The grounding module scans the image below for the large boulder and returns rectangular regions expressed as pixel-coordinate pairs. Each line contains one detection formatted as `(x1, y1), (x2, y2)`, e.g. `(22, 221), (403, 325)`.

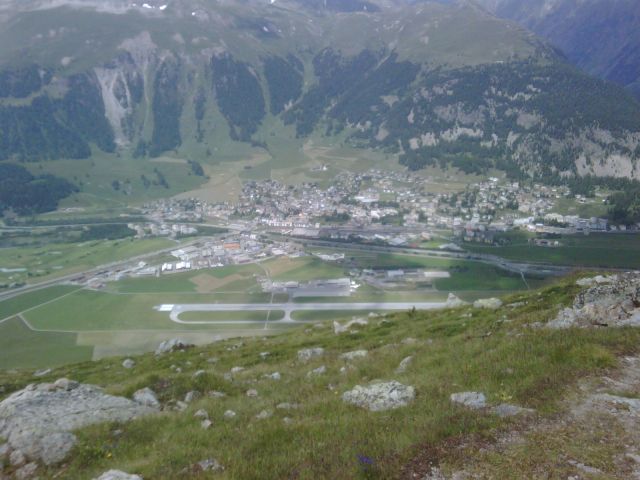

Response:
(155, 338), (194, 355)
(549, 273), (640, 329)
(342, 381), (415, 412)
(0, 380), (157, 466)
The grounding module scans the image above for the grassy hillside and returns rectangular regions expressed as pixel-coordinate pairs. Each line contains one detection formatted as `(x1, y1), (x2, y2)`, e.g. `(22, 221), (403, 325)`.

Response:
(2, 275), (640, 478)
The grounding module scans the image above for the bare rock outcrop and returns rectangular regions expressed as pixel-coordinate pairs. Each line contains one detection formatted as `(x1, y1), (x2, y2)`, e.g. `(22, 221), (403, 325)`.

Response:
(0, 379), (157, 466)
(342, 381), (415, 411)
(549, 273), (640, 329)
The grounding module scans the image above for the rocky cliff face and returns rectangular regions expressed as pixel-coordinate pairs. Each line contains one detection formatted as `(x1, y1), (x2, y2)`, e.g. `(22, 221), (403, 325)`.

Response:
(0, 0), (639, 182)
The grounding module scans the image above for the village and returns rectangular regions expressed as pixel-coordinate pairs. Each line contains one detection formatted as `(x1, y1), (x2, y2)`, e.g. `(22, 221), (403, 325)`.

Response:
(130, 169), (638, 250)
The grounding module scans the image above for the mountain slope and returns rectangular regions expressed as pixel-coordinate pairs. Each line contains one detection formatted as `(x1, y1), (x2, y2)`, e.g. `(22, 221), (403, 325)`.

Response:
(475, 0), (640, 98)
(2, 275), (640, 478)
(0, 0), (639, 189)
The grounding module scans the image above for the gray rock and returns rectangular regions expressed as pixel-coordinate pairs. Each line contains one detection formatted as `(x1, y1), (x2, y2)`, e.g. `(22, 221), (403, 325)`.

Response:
(395, 356), (413, 374)
(340, 350), (368, 361)
(33, 369), (51, 378)
(491, 403), (534, 417)
(15, 462), (38, 480)
(263, 372), (281, 381)
(197, 458), (224, 472)
(450, 391), (487, 409)
(230, 366), (245, 374)
(255, 410), (272, 420)
(333, 318), (368, 334)
(122, 359), (135, 369)
(133, 388), (160, 408)
(206, 357), (219, 364)
(259, 352), (271, 360)
(200, 419), (212, 430)
(184, 391), (201, 403)
(154, 339), (193, 355)
(0, 381), (157, 465)
(94, 470), (143, 480)
(445, 293), (467, 308)
(192, 370), (206, 378)
(207, 391), (226, 399)
(549, 273), (640, 329)
(297, 347), (325, 362)
(342, 381), (415, 412)
(194, 409), (208, 419)
(223, 410), (236, 419)
(307, 365), (327, 377)
(276, 402), (299, 410)
(246, 389), (258, 398)
(473, 298), (503, 309)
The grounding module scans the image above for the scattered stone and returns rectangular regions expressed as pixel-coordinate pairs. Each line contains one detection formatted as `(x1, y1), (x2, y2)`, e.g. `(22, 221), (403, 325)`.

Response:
(223, 410), (236, 419)
(155, 338), (194, 355)
(184, 391), (201, 403)
(401, 337), (418, 345)
(395, 356), (413, 374)
(445, 293), (467, 308)
(450, 391), (487, 409)
(276, 402), (299, 410)
(259, 352), (270, 360)
(297, 347), (325, 362)
(94, 471), (143, 480)
(133, 388), (160, 408)
(506, 301), (526, 308)
(206, 357), (219, 364)
(33, 369), (51, 378)
(307, 365), (327, 377)
(342, 381), (415, 412)
(255, 410), (272, 420)
(568, 460), (602, 475)
(340, 350), (368, 361)
(491, 403), (534, 417)
(192, 370), (206, 378)
(170, 400), (188, 412)
(208, 391), (226, 398)
(333, 318), (368, 334)
(200, 419), (213, 430)
(230, 366), (245, 374)
(196, 458), (224, 472)
(15, 462), (38, 480)
(283, 417), (293, 425)
(549, 273), (640, 329)
(122, 359), (135, 369)
(194, 409), (208, 419)
(263, 372), (281, 380)
(246, 389), (259, 398)
(473, 298), (503, 309)
(0, 380), (157, 466)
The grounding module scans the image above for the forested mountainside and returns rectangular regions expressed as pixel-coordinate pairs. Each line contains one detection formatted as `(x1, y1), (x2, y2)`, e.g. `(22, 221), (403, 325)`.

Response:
(475, 0), (640, 99)
(0, 0), (639, 183)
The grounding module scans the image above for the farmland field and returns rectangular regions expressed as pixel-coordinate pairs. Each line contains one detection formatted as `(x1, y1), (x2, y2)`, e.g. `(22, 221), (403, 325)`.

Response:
(465, 232), (640, 269)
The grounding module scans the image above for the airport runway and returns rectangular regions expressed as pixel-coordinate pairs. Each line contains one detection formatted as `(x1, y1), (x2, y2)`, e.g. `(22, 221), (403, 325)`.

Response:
(165, 301), (448, 324)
